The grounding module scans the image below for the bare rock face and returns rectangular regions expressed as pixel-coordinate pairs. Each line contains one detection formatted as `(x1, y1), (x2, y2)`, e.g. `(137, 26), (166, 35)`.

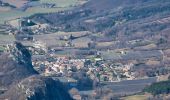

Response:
(8, 42), (34, 67)
(0, 75), (73, 100)
(0, 42), (38, 88)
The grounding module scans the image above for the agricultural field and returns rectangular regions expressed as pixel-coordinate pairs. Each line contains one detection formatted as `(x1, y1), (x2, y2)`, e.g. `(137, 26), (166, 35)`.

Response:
(0, 0), (86, 24)
(0, 34), (15, 45)
(0, 7), (10, 12)
(1, 0), (28, 8)
(33, 31), (90, 47)
(100, 50), (122, 60)
(121, 94), (151, 100)
(0, 46), (5, 52)
(102, 77), (157, 96)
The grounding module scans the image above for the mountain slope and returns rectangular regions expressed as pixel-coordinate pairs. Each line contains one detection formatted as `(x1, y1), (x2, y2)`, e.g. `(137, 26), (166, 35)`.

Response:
(31, 0), (170, 39)
(0, 42), (38, 88)
(0, 53), (36, 87)
(0, 75), (73, 100)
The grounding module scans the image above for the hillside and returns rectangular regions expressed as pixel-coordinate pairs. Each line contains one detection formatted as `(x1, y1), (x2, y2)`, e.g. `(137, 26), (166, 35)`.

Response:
(82, 0), (150, 12)
(0, 53), (36, 88)
(31, 0), (170, 43)
(144, 80), (170, 95)
(0, 42), (38, 88)
(0, 75), (73, 100)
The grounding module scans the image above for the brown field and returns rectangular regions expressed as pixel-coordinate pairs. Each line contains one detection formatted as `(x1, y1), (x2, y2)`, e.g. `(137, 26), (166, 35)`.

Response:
(96, 41), (114, 47)
(33, 31), (89, 47)
(121, 94), (151, 100)
(134, 43), (157, 50)
(146, 60), (160, 66)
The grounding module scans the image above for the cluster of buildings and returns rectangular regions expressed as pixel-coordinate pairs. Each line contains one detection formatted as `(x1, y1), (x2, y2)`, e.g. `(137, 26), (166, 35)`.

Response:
(85, 61), (135, 82)
(32, 53), (136, 83)
(32, 55), (86, 77)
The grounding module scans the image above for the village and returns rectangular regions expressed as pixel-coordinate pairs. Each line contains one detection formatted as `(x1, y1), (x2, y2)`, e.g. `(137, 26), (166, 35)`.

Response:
(32, 53), (135, 82)
(0, 18), (148, 83)
(0, 17), (166, 85)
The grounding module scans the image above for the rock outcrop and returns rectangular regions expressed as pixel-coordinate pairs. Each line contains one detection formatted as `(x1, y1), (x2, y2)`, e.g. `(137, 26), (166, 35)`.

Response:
(0, 42), (72, 100)
(1, 75), (73, 100)
(0, 42), (38, 88)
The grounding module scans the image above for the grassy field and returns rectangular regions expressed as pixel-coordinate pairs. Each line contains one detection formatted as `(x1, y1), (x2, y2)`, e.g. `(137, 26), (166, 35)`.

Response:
(33, 31), (89, 47)
(0, 0), (84, 24)
(100, 50), (122, 60)
(0, 46), (5, 52)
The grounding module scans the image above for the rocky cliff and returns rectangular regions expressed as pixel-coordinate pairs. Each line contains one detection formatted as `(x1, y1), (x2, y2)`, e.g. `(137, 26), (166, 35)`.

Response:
(0, 42), (72, 100)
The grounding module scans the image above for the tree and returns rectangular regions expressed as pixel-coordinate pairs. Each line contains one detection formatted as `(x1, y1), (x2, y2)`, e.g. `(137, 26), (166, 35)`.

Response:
(88, 42), (96, 49)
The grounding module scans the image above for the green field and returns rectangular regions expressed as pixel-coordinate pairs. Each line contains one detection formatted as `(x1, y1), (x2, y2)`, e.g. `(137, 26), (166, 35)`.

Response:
(0, 46), (5, 52)
(0, 0), (83, 24)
